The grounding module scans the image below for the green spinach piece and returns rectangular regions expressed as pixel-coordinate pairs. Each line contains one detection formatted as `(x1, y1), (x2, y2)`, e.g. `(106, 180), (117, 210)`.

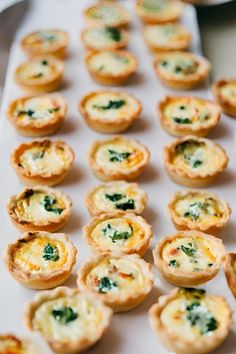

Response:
(98, 276), (118, 293)
(93, 100), (125, 110)
(108, 149), (131, 162)
(41, 195), (64, 215)
(103, 223), (133, 243)
(184, 202), (209, 221)
(52, 307), (78, 325)
(168, 259), (179, 267)
(105, 193), (124, 202)
(106, 27), (121, 41)
(180, 242), (197, 257)
(186, 301), (218, 335)
(173, 117), (192, 124)
(43, 243), (59, 261)
(115, 199), (135, 211)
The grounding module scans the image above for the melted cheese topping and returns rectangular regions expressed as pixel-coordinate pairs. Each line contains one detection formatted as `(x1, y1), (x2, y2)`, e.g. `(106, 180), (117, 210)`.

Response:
(0, 336), (23, 354)
(84, 93), (139, 121)
(88, 51), (133, 75)
(17, 59), (55, 82)
(14, 190), (65, 222)
(163, 98), (217, 128)
(13, 96), (62, 124)
(172, 140), (222, 175)
(90, 217), (146, 252)
(95, 140), (144, 173)
(33, 294), (104, 340)
(158, 54), (199, 77)
(160, 290), (228, 340)
(13, 236), (68, 273)
(145, 24), (189, 47)
(83, 27), (124, 50)
(23, 30), (65, 51)
(220, 83), (236, 105)
(138, 0), (181, 18)
(86, 257), (146, 297)
(86, 5), (124, 26)
(162, 236), (216, 272)
(19, 144), (68, 175)
(173, 194), (223, 224)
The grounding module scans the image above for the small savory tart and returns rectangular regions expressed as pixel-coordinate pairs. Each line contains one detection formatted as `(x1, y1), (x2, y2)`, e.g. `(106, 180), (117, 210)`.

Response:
(89, 136), (150, 181)
(81, 26), (128, 51)
(0, 334), (40, 354)
(136, 0), (184, 24)
(14, 56), (64, 94)
(153, 52), (211, 90)
(149, 287), (232, 354)
(85, 50), (137, 85)
(83, 2), (130, 28)
(7, 94), (67, 137)
(21, 29), (68, 59)
(77, 252), (154, 312)
(83, 212), (153, 256)
(153, 230), (225, 287)
(86, 180), (148, 216)
(7, 186), (72, 232)
(4, 231), (77, 290)
(11, 139), (74, 186)
(79, 91), (142, 133)
(163, 135), (228, 188)
(159, 96), (221, 137)
(143, 23), (191, 53)
(224, 251), (236, 298)
(168, 190), (231, 234)
(212, 78), (236, 117)
(24, 287), (112, 354)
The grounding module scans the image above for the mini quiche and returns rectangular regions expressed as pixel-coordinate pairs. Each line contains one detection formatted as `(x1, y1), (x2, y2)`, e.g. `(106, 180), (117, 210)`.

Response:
(7, 186), (72, 232)
(168, 190), (231, 234)
(0, 334), (41, 354)
(79, 91), (142, 133)
(11, 139), (74, 186)
(14, 56), (64, 94)
(83, 2), (130, 28)
(158, 96), (221, 137)
(81, 26), (128, 51)
(4, 231), (77, 290)
(89, 136), (150, 181)
(153, 230), (225, 287)
(224, 251), (236, 298)
(85, 50), (137, 85)
(86, 180), (148, 216)
(153, 52), (211, 90)
(136, 0), (184, 24)
(77, 253), (154, 312)
(149, 287), (232, 354)
(21, 29), (68, 58)
(163, 135), (228, 188)
(212, 78), (236, 117)
(143, 23), (191, 53)
(24, 287), (112, 354)
(7, 94), (67, 137)
(83, 212), (153, 256)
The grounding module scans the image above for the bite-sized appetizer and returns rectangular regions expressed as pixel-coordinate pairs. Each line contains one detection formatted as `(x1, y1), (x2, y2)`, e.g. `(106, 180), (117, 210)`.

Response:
(4, 231), (77, 290)
(7, 94), (67, 137)
(86, 180), (148, 216)
(168, 190), (231, 234)
(85, 50), (137, 85)
(83, 212), (153, 256)
(88, 136), (150, 181)
(158, 96), (221, 137)
(7, 186), (72, 232)
(149, 287), (232, 354)
(83, 2), (130, 28)
(153, 52), (211, 90)
(79, 91), (142, 133)
(143, 23), (191, 53)
(77, 252), (154, 312)
(136, 0), (184, 24)
(212, 78), (236, 117)
(224, 250), (236, 298)
(81, 25), (128, 51)
(14, 56), (64, 94)
(153, 230), (225, 287)
(11, 139), (74, 186)
(163, 135), (228, 187)
(21, 29), (68, 58)
(24, 287), (112, 354)
(0, 334), (41, 354)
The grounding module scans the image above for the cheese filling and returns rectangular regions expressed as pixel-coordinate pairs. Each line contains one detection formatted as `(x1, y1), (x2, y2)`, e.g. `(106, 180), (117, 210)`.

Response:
(87, 6), (122, 24)
(13, 236), (68, 273)
(86, 257), (146, 297)
(85, 93), (138, 121)
(90, 217), (145, 251)
(14, 189), (65, 222)
(24, 31), (64, 50)
(160, 289), (228, 340)
(33, 294), (104, 340)
(159, 55), (198, 77)
(139, 0), (181, 17)
(220, 83), (236, 105)
(162, 236), (216, 272)
(172, 140), (222, 175)
(145, 24), (188, 46)
(88, 51), (131, 75)
(18, 59), (54, 81)
(84, 27), (123, 48)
